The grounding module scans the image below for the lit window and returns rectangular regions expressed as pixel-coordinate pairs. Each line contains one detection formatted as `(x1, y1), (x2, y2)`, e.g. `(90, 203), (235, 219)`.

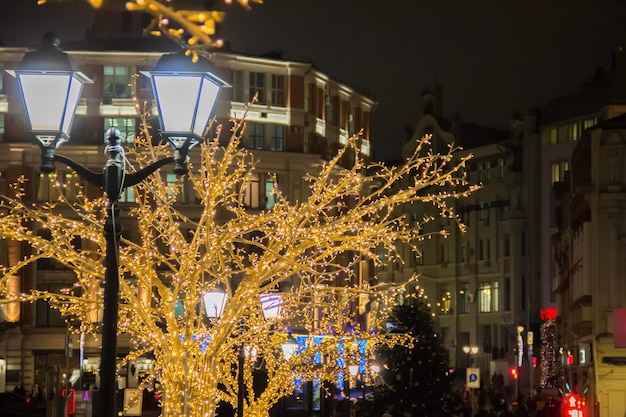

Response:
(241, 174), (260, 208)
(119, 186), (135, 203)
(361, 139), (370, 156)
(265, 177), (276, 209)
(37, 173), (59, 202)
(479, 282), (492, 313)
(104, 118), (136, 144)
(551, 161), (569, 184)
(104, 65), (135, 99)
(166, 173), (185, 203)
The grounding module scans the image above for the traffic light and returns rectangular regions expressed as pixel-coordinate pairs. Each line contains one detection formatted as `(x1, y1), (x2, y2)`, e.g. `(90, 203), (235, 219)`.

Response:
(563, 393), (584, 417)
(509, 367), (518, 379)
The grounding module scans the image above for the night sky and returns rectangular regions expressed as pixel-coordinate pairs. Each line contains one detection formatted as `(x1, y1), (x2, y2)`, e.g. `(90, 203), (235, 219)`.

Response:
(3, 0), (626, 160)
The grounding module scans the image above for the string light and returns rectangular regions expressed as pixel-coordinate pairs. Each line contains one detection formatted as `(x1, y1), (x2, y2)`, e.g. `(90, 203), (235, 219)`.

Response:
(0, 113), (474, 416)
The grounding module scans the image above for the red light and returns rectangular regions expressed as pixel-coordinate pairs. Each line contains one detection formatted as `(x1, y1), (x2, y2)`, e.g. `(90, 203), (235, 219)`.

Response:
(540, 308), (558, 320)
(510, 367), (518, 379)
(563, 393), (585, 417)
(532, 357), (537, 368)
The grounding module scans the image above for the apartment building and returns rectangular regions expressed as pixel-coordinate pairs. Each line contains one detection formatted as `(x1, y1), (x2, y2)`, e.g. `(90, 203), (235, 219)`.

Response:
(0, 35), (375, 417)
(379, 85), (541, 388)
(550, 51), (626, 417)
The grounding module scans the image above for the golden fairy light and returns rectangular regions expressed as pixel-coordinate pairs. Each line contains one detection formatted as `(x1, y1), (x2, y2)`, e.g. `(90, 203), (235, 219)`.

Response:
(0, 106), (475, 417)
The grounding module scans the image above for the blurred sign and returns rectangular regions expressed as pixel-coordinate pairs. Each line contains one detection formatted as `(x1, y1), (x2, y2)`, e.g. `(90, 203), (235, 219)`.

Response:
(466, 367), (480, 388)
(123, 388), (143, 416)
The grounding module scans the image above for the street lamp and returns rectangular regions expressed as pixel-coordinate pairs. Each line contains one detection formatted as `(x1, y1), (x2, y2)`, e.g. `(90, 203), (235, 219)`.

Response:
(9, 33), (228, 417)
(462, 346), (479, 416)
(462, 345), (479, 367)
(205, 291), (284, 417)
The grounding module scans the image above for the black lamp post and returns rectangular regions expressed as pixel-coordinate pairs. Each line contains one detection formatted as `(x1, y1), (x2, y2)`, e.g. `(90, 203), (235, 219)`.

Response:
(9, 33), (228, 417)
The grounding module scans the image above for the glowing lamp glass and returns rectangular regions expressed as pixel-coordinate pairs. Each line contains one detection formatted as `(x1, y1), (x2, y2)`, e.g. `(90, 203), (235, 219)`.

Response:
(281, 341), (298, 359)
(18, 72), (84, 136)
(260, 293), (283, 319)
(203, 291), (227, 319)
(153, 74), (220, 138)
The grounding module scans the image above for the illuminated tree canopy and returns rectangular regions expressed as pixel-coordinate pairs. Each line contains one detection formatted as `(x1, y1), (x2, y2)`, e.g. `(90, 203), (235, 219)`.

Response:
(38, 0), (263, 59)
(0, 103), (474, 416)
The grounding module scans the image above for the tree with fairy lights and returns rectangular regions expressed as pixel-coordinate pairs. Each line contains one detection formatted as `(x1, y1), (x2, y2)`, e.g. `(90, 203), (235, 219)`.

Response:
(1, 4), (477, 417)
(0, 107), (475, 417)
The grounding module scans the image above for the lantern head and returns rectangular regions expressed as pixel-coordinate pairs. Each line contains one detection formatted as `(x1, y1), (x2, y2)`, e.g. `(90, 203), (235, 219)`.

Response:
(142, 50), (230, 175)
(7, 32), (92, 172)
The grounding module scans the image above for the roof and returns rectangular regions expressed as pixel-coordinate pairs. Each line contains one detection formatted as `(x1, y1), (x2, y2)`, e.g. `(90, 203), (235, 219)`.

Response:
(541, 50), (626, 125)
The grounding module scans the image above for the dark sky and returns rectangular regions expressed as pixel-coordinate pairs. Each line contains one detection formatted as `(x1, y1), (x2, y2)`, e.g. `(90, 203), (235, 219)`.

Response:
(3, 0), (626, 160)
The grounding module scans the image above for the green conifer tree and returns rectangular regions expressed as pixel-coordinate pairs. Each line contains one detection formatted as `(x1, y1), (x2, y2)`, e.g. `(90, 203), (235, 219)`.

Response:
(363, 295), (461, 417)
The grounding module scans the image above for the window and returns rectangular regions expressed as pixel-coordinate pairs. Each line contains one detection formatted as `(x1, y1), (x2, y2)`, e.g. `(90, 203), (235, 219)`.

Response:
(0, 114), (5, 141)
(271, 125), (285, 151)
(349, 104), (356, 134)
(248, 123), (265, 149)
(361, 139), (370, 156)
(265, 177), (276, 209)
(119, 186), (136, 203)
(479, 201), (489, 221)
(504, 233), (510, 256)
(104, 118), (136, 144)
(37, 282), (77, 326)
(498, 158), (505, 178)
(166, 173), (185, 202)
(37, 173), (59, 202)
(482, 325), (492, 351)
(249, 72), (265, 104)
(271, 74), (286, 106)
(232, 70), (244, 102)
(504, 277), (511, 311)
(479, 161), (491, 182)
(104, 65), (135, 98)
(458, 282), (469, 314)
(551, 161), (569, 184)
(325, 84), (333, 123)
(241, 174), (260, 208)
(478, 239), (484, 260)
(440, 284), (452, 314)
(63, 172), (82, 202)
(479, 281), (498, 313)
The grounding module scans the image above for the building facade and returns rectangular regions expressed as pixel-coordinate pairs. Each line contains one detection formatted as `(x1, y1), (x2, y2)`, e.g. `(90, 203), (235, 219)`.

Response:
(0, 38), (375, 416)
(378, 86), (541, 392)
(547, 50), (626, 417)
